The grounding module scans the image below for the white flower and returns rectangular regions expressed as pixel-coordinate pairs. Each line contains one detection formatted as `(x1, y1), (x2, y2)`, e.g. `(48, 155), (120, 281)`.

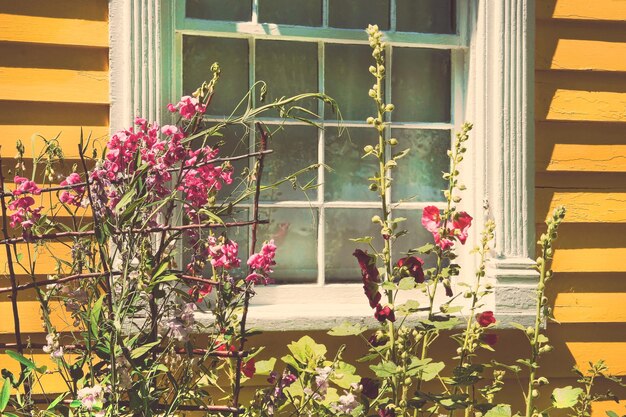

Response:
(77, 385), (104, 410)
(334, 391), (359, 414)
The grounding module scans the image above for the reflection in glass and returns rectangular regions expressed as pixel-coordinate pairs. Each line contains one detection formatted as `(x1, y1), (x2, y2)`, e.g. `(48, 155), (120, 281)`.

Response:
(258, 208), (318, 283)
(183, 36), (249, 116)
(325, 127), (378, 202)
(261, 125), (318, 202)
(325, 44), (375, 121)
(391, 48), (450, 122)
(186, 0), (252, 21)
(259, 0), (322, 26)
(325, 208), (383, 283)
(397, 0), (455, 34)
(255, 40), (318, 117)
(329, 0), (390, 30)
(391, 129), (450, 203)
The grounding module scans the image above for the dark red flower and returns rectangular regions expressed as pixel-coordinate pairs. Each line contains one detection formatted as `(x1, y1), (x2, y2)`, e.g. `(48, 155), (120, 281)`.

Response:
(378, 407), (396, 417)
(242, 358), (256, 378)
(476, 311), (496, 327)
(187, 283), (212, 302)
(353, 249), (381, 308)
(482, 333), (498, 347)
(374, 304), (396, 323)
(396, 256), (425, 283)
(367, 332), (388, 347)
(360, 377), (380, 399)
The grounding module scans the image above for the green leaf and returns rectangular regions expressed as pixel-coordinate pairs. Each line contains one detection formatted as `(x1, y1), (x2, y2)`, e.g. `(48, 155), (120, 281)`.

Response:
(0, 378), (11, 412)
(114, 188), (137, 214)
(69, 399), (82, 408)
(287, 336), (327, 364)
(398, 277), (416, 290)
(328, 322), (367, 337)
(397, 300), (422, 315)
(281, 354), (301, 371)
(90, 295), (105, 339)
(420, 362), (445, 382)
(5, 351), (36, 370)
(370, 361), (399, 378)
(484, 404), (512, 417)
(130, 341), (161, 359)
(605, 411), (619, 417)
(331, 361), (360, 389)
(255, 358), (277, 376)
(551, 386), (583, 409)
(350, 236), (373, 244)
(46, 393), (67, 411)
(410, 243), (435, 255)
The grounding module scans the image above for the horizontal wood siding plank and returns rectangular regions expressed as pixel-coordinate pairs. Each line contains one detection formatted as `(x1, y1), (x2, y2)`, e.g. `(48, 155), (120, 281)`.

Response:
(537, 191), (626, 223)
(537, 0), (626, 21)
(552, 248), (626, 273)
(540, 144), (626, 172)
(555, 293), (626, 322)
(566, 342), (626, 374)
(537, 39), (626, 72)
(0, 67), (108, 105)
(0, 14), (108, 47)
(537, 89), (626, 122)
(1, 125), (108, 158)
(0, 301), (75, 334)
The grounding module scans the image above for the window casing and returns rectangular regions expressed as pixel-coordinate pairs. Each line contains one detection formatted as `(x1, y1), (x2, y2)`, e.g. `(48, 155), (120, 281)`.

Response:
(109, 0), (537, 329)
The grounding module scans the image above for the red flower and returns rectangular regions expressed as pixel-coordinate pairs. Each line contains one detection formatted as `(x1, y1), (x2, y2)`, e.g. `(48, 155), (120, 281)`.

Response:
(396, 256), (425, 283)
(187, 283), (212, 303)
(374, 304), (396, 323)
(353, 249), (381, 308)
(476, 311), (496, 327)
(378, 407), (396, 417)
(421, 206), (473, 250)
(482, 333), (498, 346)
(452, 212), (473, 244)
(242, 358), (256, 378)
(360, 377), (380, 399)
(367, 332), (387, 347)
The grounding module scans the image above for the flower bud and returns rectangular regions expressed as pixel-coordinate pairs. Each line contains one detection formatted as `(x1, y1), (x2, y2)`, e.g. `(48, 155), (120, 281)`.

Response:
(388, 138), (398, 146)
(385, 104), (395, 112)
(366, 117), (375, 125)
(364, 145), (374, 153)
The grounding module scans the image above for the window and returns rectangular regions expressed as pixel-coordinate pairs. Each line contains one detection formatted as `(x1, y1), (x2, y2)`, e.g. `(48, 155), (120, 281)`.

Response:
(110, 0), (537, 329)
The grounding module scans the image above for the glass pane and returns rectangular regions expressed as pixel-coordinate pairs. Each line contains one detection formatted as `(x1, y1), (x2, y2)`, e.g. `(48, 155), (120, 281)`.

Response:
(261, 125), (318, 201)
(183, 36), (249, 117)
(325, 126), (378, 202)
(325, 44), (375, 121)
(391, 48), (451, 122)
(186, 0), (252, 21)
(391, 129), (449, 202)
(325, 208), (384, 283)
(392, 209), (438, 270)
(258, 208), (318, 283)
(329, 0), (390, 30)
(259, 0), (322, 26)
(396, 0), (455, 34)
(255, 40), (318, 117)
(204, 123), (250, 201)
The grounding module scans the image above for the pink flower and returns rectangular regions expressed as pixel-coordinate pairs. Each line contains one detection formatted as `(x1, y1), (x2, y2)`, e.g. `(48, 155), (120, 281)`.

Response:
(476, 311), (496, 327)
(13, 176), (41, 196)
(421, 205), (441, 234)
(374, 304), (395, 323)
(59, 173), (85, 207)
(167, 96), (207, 120)
(353, 249), (381, 309)
(247, 240), (277, 274)
(161, 125), (179, 136)
(452, 211), (473, 244)
(208, 236), (241, 269)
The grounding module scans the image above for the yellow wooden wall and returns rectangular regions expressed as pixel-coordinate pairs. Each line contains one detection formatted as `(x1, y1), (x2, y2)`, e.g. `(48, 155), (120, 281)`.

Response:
(1, 0), (626, 414)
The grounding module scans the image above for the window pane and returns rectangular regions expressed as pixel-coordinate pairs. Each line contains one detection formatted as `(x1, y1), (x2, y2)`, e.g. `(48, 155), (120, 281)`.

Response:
(325, 208), (383, 283)
(325, 44), (375, 121)
(329, 0), (390, 30)
(261, 125), (318, 202)
(183, 36), (249, 117)
(258, 208), (318, 283)
(392, 209), (438, 270)
(391, 129), (449, 203)
(396, 0), (455, 34)
(255, 40), (318, 117)
(325, 126), (378, 202)
(391, 48), (451, 122)
(204, 122), (250, 201)
(186, 0), (252, 21)
(259, 0), (322, 26)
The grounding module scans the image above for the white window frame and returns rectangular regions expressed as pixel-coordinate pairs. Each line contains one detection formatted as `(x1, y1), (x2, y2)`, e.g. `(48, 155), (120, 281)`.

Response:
(109, 0), (537, 330)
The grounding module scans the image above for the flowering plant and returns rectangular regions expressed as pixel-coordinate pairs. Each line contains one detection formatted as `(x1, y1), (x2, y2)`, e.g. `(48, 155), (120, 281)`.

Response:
(0, 64), (336, 416)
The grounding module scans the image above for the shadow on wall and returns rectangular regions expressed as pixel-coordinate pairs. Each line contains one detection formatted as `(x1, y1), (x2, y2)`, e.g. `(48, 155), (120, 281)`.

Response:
(534, 0), (626, 396)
